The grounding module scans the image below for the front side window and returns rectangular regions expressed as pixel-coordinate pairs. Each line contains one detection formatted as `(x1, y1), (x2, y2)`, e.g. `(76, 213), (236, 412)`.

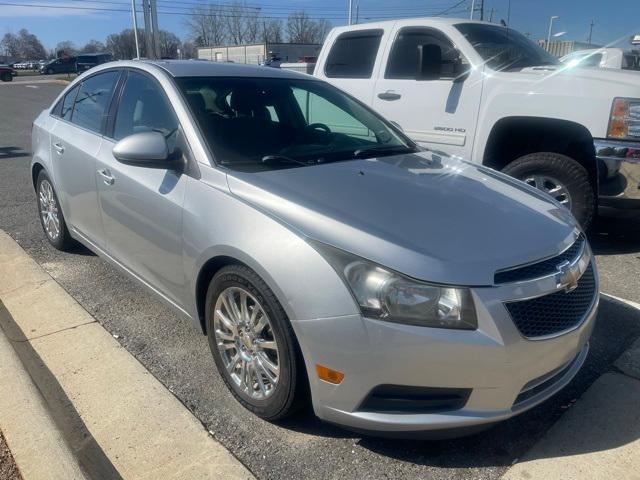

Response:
(325, 30), (383, 79)
(114, 71), (178, 141)
(71, 71), (119, 133)
(455, 23), (558, 71)
(177, 76), (416, 171)
(386, 27), (462, 79)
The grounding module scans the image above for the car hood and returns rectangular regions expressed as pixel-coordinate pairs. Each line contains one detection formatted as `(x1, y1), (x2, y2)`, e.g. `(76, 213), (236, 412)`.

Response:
(226, 151), (580, 286)
(517, 64), (640, 90)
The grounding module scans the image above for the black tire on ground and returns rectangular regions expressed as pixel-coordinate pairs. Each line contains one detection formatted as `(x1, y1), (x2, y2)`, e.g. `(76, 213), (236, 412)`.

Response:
(205, 264), (308, 421)
(1, 72), (12, 82)
(35, 170), (75, 251)
(502, 152), (595, 229)
(46, 68), (53, 75)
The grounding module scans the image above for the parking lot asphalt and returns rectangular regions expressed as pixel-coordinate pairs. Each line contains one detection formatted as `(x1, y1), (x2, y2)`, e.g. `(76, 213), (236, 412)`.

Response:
(2, 82), (640, 480)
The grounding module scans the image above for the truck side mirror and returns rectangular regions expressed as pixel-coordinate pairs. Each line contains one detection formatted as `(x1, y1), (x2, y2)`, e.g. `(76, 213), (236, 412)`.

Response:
(417, 44), (442, 80)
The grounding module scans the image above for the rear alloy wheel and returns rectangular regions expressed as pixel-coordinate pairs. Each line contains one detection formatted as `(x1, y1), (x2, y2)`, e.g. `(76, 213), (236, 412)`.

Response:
(36, 170), (74, 250)
(206, 265), (307, 420)
(502, 152), (595, 229)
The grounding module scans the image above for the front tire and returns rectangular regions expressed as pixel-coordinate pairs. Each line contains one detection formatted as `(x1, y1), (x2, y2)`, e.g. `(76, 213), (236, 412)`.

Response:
(502, 152), (595, 229)
(1, 72), (12, 82)
(36, 170), (74, 250)
(205, 264), (307, 420)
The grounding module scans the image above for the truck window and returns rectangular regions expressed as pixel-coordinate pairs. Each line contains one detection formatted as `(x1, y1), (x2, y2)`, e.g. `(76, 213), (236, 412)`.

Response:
(386, 27), (460, 79)
(325, 29), (383, 79)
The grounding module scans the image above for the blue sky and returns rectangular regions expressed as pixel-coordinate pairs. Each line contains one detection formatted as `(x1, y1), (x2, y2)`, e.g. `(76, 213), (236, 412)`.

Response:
(0, 0), (638, 50)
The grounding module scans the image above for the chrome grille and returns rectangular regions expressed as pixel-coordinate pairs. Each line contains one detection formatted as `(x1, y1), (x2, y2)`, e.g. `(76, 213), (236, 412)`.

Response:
(495, 236), (585, 284)
(505, 264), (596, 338)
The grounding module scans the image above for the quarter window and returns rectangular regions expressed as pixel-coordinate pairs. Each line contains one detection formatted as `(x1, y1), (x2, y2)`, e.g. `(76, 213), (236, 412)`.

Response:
(113, 71), (178, 141)
(71, 71), (119, 133)
(386, 27), (461, 79)
(58, 85), (79, 120)
(325, 29), (383, 79)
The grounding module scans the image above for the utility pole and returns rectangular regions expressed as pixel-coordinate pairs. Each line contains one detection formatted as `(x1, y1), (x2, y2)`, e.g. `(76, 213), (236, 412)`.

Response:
(588, 20), (594, 45)
(348, 0), (353, 25)
(479, 0), (484, 21)
(470, 0), (475, 19)
(489, 7), (496, 22)
(131, 0), (140, 59)
(355, 4), (359, 24)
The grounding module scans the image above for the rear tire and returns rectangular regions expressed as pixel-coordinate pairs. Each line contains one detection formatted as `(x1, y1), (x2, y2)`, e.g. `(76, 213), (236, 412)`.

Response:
(36, 170), (74, 251)
(502, 152), (595, 229)
(1, 72), (12, 82)
(205, 264), (308, 421)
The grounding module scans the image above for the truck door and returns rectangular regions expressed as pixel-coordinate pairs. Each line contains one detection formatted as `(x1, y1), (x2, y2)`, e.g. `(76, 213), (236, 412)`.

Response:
(372, 26), (483, 159)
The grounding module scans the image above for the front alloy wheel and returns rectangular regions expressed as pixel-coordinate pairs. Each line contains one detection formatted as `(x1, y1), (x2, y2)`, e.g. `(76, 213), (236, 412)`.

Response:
(213, 286), (280, 400)
(205, 265), (307, 420)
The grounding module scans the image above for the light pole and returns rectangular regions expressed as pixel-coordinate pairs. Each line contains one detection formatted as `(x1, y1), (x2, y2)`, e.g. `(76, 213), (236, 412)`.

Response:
(470, 0), (475, 19)
(131, 0), (140, 59)
(348, 0), (353, 25)
(547, 15), (559, 49)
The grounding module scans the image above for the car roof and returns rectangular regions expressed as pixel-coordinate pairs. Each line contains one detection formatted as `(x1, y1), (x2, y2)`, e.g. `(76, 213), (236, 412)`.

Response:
(328, 16), (491, 33)
(137, 59), (312, 79)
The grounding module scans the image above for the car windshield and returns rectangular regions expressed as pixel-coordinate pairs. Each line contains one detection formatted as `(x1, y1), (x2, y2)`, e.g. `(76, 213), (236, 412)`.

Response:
(176, 76), (417, 171)
(455, 23), (559, 71)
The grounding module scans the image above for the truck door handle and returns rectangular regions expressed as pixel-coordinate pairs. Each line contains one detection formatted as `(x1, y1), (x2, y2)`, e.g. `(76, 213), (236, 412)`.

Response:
(53, 142), (65, 154)
(98, 169), (115, 186)
(377, 90), (402, 101)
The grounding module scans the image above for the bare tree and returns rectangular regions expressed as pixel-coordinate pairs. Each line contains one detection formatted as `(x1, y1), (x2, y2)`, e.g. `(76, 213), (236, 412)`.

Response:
(159, 30), (180, 58)
(106, 29), (146, 60)
(1, 33), (20, 58)
(11, 29), (47, 59)
(55, 41), (77, 57)
(225, 1), (248, 45)
(262, 19), (284, 43)
(80, 40), (106, 54)
(185, 3), (227, 47)
(180, 41), (197, 59)
(315, 19), (332, 42)
(287, 11), (317, 43)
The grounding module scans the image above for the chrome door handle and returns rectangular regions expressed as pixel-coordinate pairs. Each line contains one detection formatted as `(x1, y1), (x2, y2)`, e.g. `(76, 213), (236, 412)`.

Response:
(377, 90), (402, 101)
(98, 169), (115, 186)
(53, 142), (65, 154)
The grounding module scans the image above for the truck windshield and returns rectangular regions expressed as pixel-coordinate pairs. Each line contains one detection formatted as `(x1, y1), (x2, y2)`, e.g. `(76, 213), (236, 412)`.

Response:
(455, 23), (559, 71)
(176, 76), (416, 171)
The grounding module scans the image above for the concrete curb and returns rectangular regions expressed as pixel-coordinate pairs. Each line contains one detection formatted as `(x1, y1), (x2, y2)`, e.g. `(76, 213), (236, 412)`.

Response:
(0, 230), (254, 479)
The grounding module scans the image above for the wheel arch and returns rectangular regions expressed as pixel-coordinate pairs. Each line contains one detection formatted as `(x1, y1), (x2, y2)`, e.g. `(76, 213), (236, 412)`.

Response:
(31, 162), (45, 190)
(482, 116), (598, 192)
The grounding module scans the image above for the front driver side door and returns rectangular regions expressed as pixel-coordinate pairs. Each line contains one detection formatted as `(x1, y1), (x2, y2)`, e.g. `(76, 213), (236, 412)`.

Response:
(95, 69), (188, 307)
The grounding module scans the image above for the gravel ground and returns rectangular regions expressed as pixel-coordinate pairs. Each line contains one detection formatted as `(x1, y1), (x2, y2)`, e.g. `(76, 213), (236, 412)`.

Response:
(0, 431), (22, 480)
(1, 81), (640, 480)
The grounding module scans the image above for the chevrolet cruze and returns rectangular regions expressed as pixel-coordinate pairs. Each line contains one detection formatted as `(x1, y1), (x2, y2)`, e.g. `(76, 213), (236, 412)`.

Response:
(31, 60), (598, 436)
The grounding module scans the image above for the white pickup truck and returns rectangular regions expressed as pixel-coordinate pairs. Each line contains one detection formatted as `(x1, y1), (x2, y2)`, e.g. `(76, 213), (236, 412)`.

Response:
(312, 18), (640, 227)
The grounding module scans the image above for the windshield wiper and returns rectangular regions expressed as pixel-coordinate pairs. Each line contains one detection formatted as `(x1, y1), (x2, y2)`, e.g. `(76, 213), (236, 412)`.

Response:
(352, 145), (417, 159)
(261, 154), (313, 166)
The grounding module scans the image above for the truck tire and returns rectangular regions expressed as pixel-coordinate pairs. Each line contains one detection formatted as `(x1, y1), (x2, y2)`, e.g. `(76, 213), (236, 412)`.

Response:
(502, 152), (595, 229)
(1, 72), (12, 82)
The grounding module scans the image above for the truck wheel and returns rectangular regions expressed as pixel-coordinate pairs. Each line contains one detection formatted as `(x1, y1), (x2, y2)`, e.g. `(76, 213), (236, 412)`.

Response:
(1, 72), (12, 82)
(502, 152), (595, 229)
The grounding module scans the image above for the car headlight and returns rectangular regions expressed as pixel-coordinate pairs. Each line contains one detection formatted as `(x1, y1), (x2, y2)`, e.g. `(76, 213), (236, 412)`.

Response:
(311, 241), (477, 329)
(608, 97), (640, 140)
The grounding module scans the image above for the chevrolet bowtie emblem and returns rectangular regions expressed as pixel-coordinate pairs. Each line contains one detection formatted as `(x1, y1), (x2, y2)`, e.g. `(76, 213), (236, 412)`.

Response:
(555, 260), (580, 293)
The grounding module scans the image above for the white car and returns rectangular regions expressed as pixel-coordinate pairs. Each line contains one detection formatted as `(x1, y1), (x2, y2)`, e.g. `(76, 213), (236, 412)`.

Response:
(560, 48), (640, 71)
(313, 18), (640, 228)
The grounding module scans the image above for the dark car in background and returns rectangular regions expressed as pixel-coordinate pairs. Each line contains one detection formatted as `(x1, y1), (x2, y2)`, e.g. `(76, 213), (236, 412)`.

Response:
(76, 53), (113, 73)
(40, 57), (77, 75)
(0, 65), (16, 82)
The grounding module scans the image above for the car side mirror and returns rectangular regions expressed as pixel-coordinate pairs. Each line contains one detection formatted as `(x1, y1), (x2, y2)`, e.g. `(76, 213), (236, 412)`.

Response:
(417, 44), (442, 80)
(112, 131), (182, 170)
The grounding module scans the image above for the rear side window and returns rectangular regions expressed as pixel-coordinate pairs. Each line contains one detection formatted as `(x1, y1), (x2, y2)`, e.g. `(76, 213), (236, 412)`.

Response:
(325, 29), (383, 79)
(113, 70), (178, 141)
(59, 85), (79, 120)
(385, 27), (460, 79)
(71, 71), (119, 133)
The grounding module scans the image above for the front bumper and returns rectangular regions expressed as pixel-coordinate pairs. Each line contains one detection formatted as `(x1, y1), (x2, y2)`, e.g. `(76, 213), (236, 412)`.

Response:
(293, 269), (598, 434)
(596, 139), (640, 208)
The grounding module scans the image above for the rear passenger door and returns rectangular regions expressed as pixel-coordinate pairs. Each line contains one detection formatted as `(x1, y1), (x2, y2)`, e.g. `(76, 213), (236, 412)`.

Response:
(317, 28), (388, 106)
(95, 69), (189, 306)
(49, 70), (120, 249)
(372, 26), (483, 158)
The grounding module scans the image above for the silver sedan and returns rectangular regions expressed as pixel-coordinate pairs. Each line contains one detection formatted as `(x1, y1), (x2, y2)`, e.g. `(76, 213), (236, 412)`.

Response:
(31, 60), (598, 436)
